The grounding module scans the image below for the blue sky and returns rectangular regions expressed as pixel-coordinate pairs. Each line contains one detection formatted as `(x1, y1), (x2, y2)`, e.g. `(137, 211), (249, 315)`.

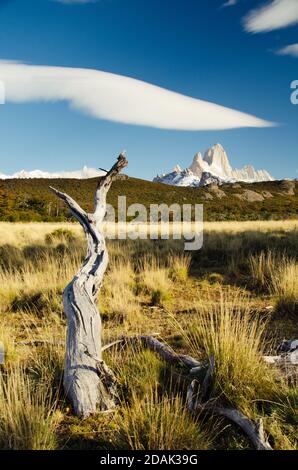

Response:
(0, 0), (297, 179)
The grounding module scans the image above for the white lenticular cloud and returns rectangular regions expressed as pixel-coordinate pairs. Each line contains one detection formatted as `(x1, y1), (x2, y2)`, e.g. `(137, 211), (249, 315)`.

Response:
(244, 0), (298, 33)
(276, 44), (298, 58)
(0, 61), (274, 130)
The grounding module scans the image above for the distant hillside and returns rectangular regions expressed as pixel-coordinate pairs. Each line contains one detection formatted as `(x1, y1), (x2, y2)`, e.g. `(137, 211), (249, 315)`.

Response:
(0, 176), (297, 222)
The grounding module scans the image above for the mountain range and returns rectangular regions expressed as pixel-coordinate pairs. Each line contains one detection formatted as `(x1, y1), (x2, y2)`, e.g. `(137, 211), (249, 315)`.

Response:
(0, 144), (274, 186)
(153, 143), (274, 187)
(0, 166), (105, 180)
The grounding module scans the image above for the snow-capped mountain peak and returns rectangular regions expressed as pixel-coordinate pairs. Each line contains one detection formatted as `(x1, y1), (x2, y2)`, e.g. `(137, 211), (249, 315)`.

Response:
(154, 144), (274, 187)
(172, 164), (182, 173)
(203, 143), (233, 179)
(0, 167), (106, 180)
(189, 153), (209, 178)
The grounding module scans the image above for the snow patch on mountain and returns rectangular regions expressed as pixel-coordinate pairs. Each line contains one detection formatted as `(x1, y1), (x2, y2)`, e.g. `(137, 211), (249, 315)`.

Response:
(154, 144), (274, 187)
(0, 166), (105, 180)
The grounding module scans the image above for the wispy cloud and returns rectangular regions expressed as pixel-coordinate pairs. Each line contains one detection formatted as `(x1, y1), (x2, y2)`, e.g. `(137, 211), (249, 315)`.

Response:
(244, 0), (298, 33)
(0, 61), (275, 130)
(276, 43), (298, 58)
(222, 0), (238, 7)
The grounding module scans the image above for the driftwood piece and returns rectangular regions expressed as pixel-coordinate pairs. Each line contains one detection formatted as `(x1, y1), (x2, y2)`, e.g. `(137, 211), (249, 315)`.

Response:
(213, 408), (272, 451)
(187, 380), (272, 450)
(186, 359), (273, 451)
(102, 334), (202, 369)
(138, 335), (201, 369)
(263, 352), (298, 366)
(50, 154), (127, 417)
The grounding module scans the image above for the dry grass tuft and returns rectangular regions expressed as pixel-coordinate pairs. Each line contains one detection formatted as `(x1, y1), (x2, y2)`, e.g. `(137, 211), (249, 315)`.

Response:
(138, 257), (172, 306)
(249, 250), (277, 291)
(0, 367), (60, 450)
(271, 260), (298, 316)
(249, 251), (298, 315)
(169, 253), (191, 281)
(180, 289), (279, 414)
(113, 388), (213, 450)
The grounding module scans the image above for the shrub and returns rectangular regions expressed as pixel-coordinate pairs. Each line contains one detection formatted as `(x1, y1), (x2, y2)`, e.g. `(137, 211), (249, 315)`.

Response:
(11, 289), (62, 317)
(45, 228), (76, 245)
(0, 245), (23, 271)
(206, 272), (224, 285)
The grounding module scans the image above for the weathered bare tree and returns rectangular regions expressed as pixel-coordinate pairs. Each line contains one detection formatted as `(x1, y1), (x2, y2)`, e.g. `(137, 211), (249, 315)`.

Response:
(50, 154), (128, 418)
(48, 153), (279, 447)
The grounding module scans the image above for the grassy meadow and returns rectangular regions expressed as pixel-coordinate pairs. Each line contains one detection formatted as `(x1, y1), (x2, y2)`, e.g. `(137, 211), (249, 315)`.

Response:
(0, 220), (297, 450)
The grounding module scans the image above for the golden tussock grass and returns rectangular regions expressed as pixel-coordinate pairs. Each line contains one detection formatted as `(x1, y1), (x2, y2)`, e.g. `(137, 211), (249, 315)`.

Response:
(271, 260), (298, 316)
(113, 388), (213, 450)
(249, 251), (298, 316)
(108, 346), (214, 450)
(0, 221), (297, 449)
(137, 257), (172, 307)
(178, 289), (279, 415)
(0, 366), (61, 450)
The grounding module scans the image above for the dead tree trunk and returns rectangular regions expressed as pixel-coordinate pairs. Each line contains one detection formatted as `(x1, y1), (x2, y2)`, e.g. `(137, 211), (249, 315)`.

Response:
(50, 154), (128, 418)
